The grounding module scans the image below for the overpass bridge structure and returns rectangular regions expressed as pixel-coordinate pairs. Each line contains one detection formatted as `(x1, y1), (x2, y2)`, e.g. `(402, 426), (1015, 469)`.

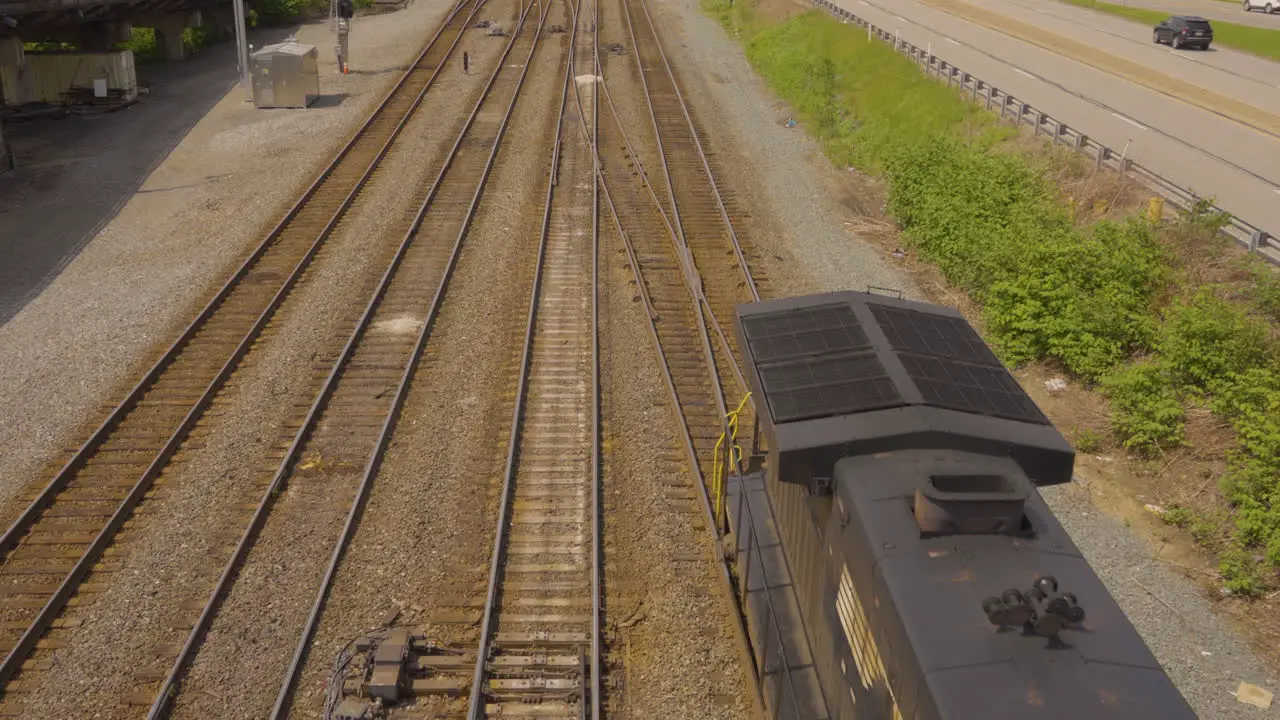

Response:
(0, 0), (242, 172)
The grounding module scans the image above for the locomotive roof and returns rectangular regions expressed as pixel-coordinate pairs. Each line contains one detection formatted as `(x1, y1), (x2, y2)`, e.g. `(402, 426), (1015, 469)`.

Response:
(734, 291), (1075, 485)
(833, 449), (1197, 719)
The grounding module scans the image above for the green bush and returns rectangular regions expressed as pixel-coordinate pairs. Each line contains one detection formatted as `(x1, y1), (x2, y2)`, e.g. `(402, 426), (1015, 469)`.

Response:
(254, 0), (329, 25)
(1219, 544), (1267, 596)
(1246, 261), (1280, 324)
(1158, 288), (1272, 393)
(1162, 504), (1193, 528)
(983, 217), (1165, 379)
(1099, 361), (1185, 456)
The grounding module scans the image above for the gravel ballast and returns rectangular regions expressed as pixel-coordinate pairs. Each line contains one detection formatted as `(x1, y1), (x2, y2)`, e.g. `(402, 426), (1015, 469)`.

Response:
(8, 4), (507, 717)
(0, 0), (478, 526)
(162, 9), (550, 719)
(16, 23), (505, 720)
(598, 216), (753, 718)
(278, 8), (570, 716)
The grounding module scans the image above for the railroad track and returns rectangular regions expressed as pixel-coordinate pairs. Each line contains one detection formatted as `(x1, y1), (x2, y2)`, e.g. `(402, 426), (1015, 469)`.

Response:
(590, 0), (768, 709)
(466, 0), (601, 714)
(595, 3), (729, 490)
(620, 0), (762, 408)
(135, 2), (552, 717)
(0, 0), (484, 712)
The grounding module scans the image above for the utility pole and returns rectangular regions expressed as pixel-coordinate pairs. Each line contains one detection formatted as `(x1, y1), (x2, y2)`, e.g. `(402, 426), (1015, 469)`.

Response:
(232, 0), (251, 99)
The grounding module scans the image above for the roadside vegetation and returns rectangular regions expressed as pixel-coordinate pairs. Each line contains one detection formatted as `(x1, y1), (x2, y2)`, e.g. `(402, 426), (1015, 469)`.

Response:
(705, 3), (1280, 595)
(1060, 0), (1280, 62)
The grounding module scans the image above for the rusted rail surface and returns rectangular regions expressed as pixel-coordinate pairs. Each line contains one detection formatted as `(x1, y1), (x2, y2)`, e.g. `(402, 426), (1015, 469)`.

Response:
(0, 0), (483, 709)
(619, 0), (762, 426)
(590, 0), (769, 711)
(135, 2), (550, 718)
(467, 0), (601, 714)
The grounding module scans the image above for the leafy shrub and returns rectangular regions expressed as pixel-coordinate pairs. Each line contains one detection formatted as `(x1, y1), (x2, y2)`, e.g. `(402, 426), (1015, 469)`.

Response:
(1099, 361), (1185, 456)
(1158, 288), (1272, 393)
(254, 0), (329, 24)
(983, 217), (1165, 379)
(1072, 427), (1101, 453)
(1245, 261), (1280, 324)
(1211, 370), (1280, 565)
(1220, 544), (1268, 596)
(1161, 503), (1193, 528)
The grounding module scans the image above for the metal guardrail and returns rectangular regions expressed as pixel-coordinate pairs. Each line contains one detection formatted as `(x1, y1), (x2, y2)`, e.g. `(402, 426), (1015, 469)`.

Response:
(808, 0), (1280, 266)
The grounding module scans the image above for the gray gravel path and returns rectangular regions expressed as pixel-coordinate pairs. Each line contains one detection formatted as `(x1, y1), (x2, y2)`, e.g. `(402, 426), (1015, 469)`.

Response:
(648, 0), (1280, 716)
(1043, 480), (1280, 718)
(0, 30), (273, 324)
(647, 0), (924, 302)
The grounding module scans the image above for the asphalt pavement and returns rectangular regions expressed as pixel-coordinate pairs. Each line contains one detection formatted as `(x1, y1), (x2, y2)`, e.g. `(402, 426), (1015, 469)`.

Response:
(1114, 0), (1280, 29)
(831, 0), (1280, 251)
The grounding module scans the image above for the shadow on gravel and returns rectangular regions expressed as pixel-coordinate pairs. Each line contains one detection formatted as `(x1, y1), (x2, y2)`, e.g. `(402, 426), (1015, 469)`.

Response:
(0, 25), (297, 327)
(310, 93), (350, 108)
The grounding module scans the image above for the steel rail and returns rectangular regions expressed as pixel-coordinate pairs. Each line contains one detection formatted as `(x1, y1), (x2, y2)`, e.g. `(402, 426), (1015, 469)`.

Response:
(563, 4), (765, 712)
(587, 1), (770, 713)
(621, 0), (795, 711)
(619, 0), (754, 401)
(585, 122), (769, 718)
(590, 71), (751, 398)
(0, 0), (483, 692)
(466, 0), (597, 712)
(615, 0), (730, 429)
(630, 0), (759, 303)
(613, 0), (758, 400)
(268, 2), (552, 717)
(620, 2), (799, 711)
(567, 39), (657, 325)
(140, 4), (537, 716)
(587, 0), (603, 710)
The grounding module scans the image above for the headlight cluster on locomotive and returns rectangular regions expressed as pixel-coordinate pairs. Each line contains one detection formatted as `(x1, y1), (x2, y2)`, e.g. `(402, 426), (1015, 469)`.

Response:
(723, 291), (1197, 720)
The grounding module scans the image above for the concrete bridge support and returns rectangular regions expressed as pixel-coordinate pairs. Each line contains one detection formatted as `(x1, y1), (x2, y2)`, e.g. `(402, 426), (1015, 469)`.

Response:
(146, 10), (201, 61)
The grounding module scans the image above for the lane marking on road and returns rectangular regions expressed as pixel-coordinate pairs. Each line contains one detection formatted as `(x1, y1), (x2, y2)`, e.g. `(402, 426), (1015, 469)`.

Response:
(1013, 67), (1038, 80)
(893, 14), (909, 22)
(1274, 188), (1280, 196)
(945, 37), (960, 45)
(1113, 112), (1148, 131)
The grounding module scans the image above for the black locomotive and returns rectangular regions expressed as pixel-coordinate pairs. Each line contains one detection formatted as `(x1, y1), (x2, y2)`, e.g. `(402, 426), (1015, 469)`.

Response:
(723, 290), (1197, 720)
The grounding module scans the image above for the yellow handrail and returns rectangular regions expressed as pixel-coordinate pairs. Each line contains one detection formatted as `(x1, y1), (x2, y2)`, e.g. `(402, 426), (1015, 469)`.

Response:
(712, 392), (752, 531)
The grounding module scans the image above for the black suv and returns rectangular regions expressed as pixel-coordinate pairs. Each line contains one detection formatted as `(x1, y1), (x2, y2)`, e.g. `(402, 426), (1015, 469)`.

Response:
(1152, 16), (1214, 49)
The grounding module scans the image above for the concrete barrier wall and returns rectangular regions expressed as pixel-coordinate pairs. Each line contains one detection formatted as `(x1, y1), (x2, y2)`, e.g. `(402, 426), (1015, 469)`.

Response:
(1, 49), (137, 106)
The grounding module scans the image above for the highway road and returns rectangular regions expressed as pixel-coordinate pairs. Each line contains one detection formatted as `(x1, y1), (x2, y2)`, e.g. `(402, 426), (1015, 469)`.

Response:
(1116, 0), (1280, 29)
(828, 0), (1280, 256)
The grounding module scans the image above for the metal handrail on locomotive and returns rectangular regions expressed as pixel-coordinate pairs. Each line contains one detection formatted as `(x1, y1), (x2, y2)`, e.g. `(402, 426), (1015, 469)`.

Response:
(722, 290), (1197, 719)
